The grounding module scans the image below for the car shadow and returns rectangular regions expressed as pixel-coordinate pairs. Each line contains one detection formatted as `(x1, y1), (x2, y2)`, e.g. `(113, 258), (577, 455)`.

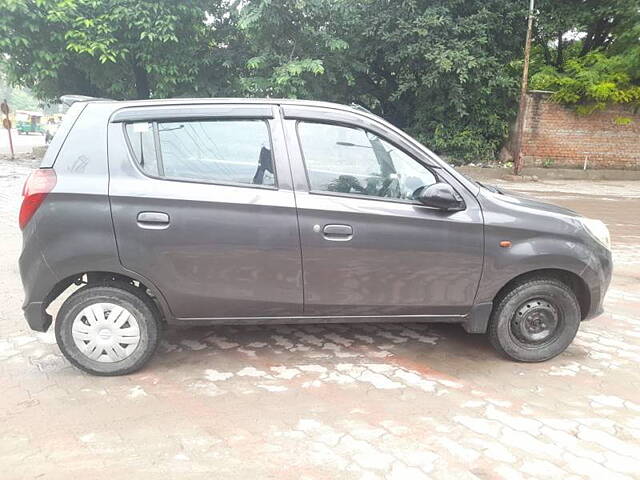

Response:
(147, 321), (502, 379)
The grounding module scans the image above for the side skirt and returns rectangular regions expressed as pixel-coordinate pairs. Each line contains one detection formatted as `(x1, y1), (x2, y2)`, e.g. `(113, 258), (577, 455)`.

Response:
(169, 314), (467, 327)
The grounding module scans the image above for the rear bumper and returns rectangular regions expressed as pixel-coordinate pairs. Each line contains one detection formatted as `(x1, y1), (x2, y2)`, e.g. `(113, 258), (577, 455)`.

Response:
(19, 223), (59, 332)
(23, 302), (53, 332)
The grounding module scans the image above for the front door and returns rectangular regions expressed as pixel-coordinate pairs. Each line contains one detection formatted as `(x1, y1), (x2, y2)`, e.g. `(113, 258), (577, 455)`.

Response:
(284, 114), (483, 318)
(108, 104), (302, 319)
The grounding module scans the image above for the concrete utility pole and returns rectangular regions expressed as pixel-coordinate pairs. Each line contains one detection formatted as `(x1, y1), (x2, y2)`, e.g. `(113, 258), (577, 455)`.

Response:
(514, 0), (535, 175)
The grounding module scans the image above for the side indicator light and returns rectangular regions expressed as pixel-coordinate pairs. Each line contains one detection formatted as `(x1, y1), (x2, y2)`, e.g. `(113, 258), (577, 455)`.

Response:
(499, 241), (512, 248)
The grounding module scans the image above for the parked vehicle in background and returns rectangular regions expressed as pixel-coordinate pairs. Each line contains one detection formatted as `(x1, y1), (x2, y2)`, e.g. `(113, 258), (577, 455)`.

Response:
(18, 97), (612, 375)
(15, 110), (45, 135)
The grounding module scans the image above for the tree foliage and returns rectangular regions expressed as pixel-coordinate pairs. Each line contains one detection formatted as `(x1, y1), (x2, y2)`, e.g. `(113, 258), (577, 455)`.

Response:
(0, 0), (531, 162)
(0, 0), (213, 99)
(530, 0), (640, 113)
(341, 0), (525, 162)
(4, 0), (636, 162)
(212, 0), (528, 162)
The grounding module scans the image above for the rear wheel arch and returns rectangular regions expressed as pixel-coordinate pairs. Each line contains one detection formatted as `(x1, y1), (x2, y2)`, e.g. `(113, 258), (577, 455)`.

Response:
(44, 270), (170, 324)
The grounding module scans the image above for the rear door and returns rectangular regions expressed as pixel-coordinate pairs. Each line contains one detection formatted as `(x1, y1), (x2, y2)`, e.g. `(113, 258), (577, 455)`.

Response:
(108, 104), (302, 319)
(282, 106), (484, 318)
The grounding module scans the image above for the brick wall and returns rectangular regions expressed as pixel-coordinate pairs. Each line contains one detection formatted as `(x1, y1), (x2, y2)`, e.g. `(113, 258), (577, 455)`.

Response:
(520, 91), (640, 169)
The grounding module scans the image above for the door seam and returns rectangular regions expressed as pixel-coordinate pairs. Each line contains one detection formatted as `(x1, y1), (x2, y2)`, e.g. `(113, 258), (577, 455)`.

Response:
(276, 105), (306, 313)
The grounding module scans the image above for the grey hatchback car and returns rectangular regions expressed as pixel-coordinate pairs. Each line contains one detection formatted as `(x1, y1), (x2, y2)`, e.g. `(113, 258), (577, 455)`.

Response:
(18, 97), (612, 375)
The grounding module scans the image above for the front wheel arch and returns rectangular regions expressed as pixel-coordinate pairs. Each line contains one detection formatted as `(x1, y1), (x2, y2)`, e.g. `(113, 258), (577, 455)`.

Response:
(491, 268), (590, 321)
(464, 268), (591, 335)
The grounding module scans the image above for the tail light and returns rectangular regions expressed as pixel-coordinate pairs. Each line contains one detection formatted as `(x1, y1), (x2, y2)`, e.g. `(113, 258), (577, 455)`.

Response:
(19, 169), (57, 230)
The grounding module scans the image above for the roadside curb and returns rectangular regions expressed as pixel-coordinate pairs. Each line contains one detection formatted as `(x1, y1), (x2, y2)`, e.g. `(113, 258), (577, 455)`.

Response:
(456, 166), (640, 182)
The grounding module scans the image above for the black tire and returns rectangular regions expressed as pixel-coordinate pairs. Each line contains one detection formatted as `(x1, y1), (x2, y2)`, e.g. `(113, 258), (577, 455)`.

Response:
(55, 284), (160, 376)
(488, 276), (581, 362)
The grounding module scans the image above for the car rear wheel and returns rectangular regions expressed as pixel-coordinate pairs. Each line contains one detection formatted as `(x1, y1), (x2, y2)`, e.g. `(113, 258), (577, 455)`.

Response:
(55, 284), (160, 376)
(488, 277), (581, 362)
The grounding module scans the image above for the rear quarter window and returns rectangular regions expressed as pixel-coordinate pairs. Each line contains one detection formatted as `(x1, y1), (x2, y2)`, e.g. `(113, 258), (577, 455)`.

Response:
(48, 102), (111, 176)
(40, 102), (87, 168)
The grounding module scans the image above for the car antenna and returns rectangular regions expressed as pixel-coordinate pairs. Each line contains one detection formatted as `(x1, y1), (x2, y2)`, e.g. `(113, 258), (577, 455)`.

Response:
(350, 103), (375, 115)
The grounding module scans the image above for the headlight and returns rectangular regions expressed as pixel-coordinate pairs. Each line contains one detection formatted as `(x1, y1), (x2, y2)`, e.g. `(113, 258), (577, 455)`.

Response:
(580, 217), (611, 250)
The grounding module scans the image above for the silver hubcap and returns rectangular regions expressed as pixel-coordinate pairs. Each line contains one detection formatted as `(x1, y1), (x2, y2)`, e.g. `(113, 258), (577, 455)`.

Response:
(72, 303), (141, 363)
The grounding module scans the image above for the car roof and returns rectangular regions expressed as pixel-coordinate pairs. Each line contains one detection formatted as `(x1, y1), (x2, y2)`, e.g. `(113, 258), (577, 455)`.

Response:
(65, 96), (480, 196)
(77, 96), (362, 114)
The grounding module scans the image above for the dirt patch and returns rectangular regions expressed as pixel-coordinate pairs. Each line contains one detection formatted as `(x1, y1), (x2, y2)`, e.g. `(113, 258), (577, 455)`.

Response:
(0, 151), (43, 168)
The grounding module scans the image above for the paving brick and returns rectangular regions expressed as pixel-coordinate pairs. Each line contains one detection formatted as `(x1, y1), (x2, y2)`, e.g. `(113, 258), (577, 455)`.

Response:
(1, 159), (639, 478)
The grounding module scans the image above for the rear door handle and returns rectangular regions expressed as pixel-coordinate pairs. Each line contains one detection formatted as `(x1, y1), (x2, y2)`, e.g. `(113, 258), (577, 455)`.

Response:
(137, 211), (170, 229)
(322, 224), (353, 241)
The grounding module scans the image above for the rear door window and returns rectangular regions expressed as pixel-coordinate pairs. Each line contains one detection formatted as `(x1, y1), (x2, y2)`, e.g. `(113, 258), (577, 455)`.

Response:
(125, 122), (159, 176)
(124, 119), (275, 187)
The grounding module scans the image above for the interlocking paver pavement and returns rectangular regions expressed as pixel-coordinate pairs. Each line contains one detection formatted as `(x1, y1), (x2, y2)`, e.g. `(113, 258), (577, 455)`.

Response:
(1, 158), (639, 479)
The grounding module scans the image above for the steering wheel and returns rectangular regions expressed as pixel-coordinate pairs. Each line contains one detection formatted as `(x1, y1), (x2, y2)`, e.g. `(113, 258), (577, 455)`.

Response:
(379, 177), (400, 198)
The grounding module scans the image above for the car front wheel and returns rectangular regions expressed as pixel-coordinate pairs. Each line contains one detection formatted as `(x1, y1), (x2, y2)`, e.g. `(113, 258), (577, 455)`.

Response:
(488, 276), (581, 362)
(55, 284), (160, 376)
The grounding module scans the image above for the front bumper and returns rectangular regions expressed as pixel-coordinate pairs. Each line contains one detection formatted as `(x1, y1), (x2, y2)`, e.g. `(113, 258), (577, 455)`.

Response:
(583, 305), (604, 321)
(582, 242), (613, 321)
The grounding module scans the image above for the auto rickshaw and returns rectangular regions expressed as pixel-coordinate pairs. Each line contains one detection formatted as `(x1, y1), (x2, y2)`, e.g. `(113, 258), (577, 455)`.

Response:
(16, 110), (45, 135)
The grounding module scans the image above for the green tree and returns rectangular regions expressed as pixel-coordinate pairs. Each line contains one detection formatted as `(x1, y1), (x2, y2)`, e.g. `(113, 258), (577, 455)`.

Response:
(219, 0), (527, 162)
(344, 0), (527, 162)
(0, 0), (533, 162)
(0, 0), (215, 99)
(530, 0), (640, 112)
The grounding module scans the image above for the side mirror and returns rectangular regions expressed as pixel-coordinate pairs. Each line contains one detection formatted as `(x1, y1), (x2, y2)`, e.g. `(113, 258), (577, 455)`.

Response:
(415, 183), (465, 211)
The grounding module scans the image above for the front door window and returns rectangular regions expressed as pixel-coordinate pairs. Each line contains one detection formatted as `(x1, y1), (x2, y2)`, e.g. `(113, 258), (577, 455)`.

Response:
(297, 122), (437, 201)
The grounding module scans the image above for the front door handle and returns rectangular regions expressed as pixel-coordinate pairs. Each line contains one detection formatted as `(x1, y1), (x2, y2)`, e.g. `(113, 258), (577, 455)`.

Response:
(137, 211), (170, 229)
(322, 224), (353, 241)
